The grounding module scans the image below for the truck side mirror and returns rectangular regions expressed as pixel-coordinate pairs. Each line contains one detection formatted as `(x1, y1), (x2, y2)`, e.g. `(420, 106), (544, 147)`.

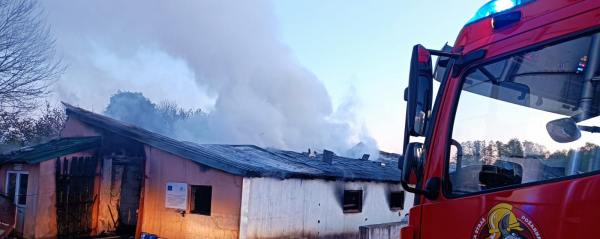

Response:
(546, 118), (581, 143)
(402, 142), (425, 185)
(406, 45), (433, 137)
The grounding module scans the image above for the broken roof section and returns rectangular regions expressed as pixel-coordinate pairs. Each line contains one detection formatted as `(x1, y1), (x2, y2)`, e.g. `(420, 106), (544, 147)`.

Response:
(347, 142), (402, 163)
(0, 137), (101, 165)
(63, 102), (401, 183)
(187, 143), (401, 182)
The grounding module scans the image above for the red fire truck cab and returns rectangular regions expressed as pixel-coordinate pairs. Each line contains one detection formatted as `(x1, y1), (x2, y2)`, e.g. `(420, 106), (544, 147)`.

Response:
(400, 0), (600, 238)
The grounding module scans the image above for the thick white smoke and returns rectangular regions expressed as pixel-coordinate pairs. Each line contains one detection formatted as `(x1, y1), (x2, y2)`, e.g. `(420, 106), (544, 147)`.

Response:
(42, 0), (378, 154)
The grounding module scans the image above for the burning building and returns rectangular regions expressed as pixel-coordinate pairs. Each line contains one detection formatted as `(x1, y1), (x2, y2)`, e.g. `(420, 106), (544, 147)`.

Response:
(0, 103), (410, 239)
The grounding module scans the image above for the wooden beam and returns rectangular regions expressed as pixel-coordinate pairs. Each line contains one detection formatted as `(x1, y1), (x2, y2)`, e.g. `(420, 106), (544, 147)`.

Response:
(135, 157), (147, 239)
(97, 157), (112, 233)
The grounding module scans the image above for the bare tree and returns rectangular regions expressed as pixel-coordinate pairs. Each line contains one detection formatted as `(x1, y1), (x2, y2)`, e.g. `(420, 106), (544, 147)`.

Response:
(0, 0), (66, 113)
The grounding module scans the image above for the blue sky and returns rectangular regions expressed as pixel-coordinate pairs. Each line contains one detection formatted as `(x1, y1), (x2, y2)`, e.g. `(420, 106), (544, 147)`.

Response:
(271, 0), (484, 152)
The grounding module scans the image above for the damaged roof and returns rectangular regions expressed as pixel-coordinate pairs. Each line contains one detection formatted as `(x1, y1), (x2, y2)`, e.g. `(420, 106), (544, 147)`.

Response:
(0, 137), (102, 165)
(63, 102), (401, 183)
(187, 143), (401, 182)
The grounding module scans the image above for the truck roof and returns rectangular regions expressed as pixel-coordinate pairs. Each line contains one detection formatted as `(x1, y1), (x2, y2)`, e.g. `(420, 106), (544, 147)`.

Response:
(454, 0), (599, 53)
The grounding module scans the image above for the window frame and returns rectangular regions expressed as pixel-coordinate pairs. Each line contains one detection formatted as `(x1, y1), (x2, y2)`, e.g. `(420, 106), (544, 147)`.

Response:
(389, 191), (405, 210)
(342, 190), (363, 213)
(442, 27), (600, 199)
(5, 170), (29, 207)
(189, 185), (212, 216)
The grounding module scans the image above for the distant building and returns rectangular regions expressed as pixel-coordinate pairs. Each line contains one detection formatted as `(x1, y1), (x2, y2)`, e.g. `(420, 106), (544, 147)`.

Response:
(0, 103), (411, 239)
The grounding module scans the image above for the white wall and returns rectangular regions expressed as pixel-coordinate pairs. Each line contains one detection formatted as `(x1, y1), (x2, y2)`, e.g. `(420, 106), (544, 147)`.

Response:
(241, 177), (414, 239)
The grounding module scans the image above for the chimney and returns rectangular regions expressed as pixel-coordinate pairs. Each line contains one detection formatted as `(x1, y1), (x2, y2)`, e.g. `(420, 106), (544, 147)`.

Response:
(323, 150), (333, 164)
(361, 154), (370, 161)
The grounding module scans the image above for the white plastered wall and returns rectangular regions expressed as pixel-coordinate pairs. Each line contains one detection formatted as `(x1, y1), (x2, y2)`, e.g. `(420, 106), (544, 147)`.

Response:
(239, 177), (414, 239)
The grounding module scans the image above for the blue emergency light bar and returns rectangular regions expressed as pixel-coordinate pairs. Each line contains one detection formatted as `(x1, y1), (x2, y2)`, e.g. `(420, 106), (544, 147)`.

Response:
(466, 0), (534, 25)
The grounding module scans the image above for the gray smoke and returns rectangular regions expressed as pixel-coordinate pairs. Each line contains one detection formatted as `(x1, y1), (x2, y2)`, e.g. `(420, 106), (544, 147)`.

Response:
(42, 0), (378, 154)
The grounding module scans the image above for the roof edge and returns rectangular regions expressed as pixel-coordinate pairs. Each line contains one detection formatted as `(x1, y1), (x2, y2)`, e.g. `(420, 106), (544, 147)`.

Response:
(0, 136), (102, 165)
(63, 102), (250, 177)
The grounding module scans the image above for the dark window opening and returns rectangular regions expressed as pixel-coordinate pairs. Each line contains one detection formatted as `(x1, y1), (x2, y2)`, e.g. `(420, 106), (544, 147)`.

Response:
(343, 190), (362, 213)
(7, 173), (16, 201)
(390, 191), (405, 210)
(18, 174), (28, 205)
(190, 185), (212, 216)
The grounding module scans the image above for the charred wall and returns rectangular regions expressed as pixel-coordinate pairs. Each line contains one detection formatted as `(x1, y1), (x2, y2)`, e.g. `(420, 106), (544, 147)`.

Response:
(62, 117), (145, 237)
(62, 116), (146, 158)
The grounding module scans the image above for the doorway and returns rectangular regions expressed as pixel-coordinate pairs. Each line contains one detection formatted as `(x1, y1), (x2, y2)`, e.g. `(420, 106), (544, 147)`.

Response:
(104, 156), (143, 236)
(5, 171), (28, 235)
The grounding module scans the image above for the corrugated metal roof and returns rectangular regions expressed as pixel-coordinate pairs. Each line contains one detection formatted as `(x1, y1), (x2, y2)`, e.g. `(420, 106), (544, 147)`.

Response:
(0, 137), (101, 164)
(63, 102), (401, 182)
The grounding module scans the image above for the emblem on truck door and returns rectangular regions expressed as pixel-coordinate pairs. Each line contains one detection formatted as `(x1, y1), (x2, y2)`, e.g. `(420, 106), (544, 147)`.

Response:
(472, 203), (544, 239)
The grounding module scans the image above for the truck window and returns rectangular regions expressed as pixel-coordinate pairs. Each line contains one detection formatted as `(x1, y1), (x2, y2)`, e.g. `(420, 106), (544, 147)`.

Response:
(448, 32), (600, 195)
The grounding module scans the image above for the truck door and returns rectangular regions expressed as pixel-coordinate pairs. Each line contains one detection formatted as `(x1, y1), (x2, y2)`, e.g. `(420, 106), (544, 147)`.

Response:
(420, 30), (600, 239)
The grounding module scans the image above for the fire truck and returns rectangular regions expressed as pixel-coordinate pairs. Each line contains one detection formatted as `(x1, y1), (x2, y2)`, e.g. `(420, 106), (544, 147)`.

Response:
(399, 0), (600, 238)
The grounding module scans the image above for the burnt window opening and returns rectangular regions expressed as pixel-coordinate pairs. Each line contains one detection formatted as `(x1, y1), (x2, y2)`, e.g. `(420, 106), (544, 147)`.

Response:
(343, 190), (363, 213)
(190, 185), (212, 216)
(390, 191), (405, 210)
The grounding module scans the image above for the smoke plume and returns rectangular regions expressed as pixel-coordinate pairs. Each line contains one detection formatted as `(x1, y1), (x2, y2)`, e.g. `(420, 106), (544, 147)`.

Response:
(42, 0), (378, 154)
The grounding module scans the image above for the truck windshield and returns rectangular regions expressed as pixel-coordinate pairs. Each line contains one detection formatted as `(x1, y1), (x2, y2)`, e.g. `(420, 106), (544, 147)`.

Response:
(448, 32), (600, 195)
